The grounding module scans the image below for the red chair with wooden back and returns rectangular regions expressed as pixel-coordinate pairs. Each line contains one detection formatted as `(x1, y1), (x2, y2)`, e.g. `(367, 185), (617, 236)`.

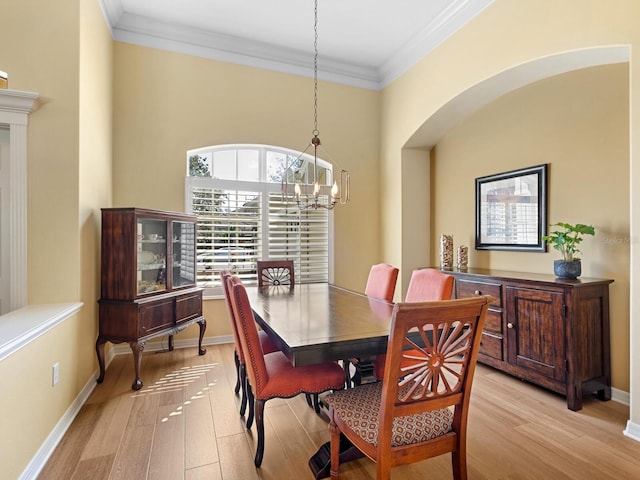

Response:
(255, 259), (316, 409)
(257, 260), (294, 288)
(373, 268), (454, 380)
(220, 270), (278, 422)
(227, 275), (346, 467)
(325, 295), (493, 480)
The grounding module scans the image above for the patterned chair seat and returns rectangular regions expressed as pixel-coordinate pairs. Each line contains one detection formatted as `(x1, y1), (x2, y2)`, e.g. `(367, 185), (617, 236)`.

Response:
(325, 382), (453, 447)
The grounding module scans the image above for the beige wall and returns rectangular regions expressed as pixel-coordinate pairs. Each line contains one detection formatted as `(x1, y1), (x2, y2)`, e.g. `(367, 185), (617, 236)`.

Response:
(0, 0), (112, 477)
(380, 0), (639, 430)
(432, 64), (629, 390)
(111, 42), (382, 339)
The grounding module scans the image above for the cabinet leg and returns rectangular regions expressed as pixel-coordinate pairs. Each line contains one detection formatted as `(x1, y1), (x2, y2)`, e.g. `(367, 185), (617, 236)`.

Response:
(197, 318), (207, 355)
(168, 335), (174, 351)
(567, 384), (583, 411)
(597, 378), (612, 401)
(129, 341), (145, 390)
(96, 337), (107, 384)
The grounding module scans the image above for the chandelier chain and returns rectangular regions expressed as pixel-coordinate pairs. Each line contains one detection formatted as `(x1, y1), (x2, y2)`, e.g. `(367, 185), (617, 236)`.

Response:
(313, 0), (319, 136)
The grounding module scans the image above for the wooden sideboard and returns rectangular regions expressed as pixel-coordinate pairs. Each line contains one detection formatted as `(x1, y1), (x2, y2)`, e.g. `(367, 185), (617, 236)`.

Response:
(442, 268), (613, 411)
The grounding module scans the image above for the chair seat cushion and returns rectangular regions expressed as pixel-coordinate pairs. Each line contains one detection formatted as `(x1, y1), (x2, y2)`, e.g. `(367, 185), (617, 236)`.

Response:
(258, 351), (345, 399)
(324, 382), (453, 447)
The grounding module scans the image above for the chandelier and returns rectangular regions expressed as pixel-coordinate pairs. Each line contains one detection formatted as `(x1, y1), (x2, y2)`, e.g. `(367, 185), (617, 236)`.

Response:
(282, 0), (350, 210)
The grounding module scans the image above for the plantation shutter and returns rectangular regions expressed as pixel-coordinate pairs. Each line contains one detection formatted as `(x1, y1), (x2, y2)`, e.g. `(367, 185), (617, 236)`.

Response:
(267, 193), (328, 284)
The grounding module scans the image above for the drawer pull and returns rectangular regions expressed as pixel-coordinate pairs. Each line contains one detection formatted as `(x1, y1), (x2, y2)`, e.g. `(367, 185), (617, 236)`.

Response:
(507, 322), (514, 329)
(474, 290), (481, 295)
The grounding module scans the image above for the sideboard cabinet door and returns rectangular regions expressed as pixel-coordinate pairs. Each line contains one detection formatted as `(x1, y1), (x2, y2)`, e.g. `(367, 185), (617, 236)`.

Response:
(505, 287), (565, 382)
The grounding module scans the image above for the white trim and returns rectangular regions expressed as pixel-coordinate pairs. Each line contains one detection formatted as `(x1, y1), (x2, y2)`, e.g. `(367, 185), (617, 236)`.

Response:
(624, 420), (640, 442)
(19, 370), (97, 480)
(0, 303), (83, 361)
(0, 89), (39, 313)
(110, 334), (234, 355)
(101, 0), (495, 90)
(612, 386), (630, 406)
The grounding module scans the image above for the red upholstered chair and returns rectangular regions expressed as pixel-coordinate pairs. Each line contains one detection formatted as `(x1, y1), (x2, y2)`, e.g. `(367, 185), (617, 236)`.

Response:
(228, 275), (345, 467)
(404, 267), (454, 303)
(325, 295), (492, 480)
(220, 270), (278, 422)
(347, 263), (400, 386)
(365, 263), (400, 303)
(373, 268), (454, 379)
(255, 259), (316, 409)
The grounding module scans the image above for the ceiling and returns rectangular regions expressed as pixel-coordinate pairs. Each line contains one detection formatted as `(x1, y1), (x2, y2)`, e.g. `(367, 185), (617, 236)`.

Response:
(101, 0), (494, 90)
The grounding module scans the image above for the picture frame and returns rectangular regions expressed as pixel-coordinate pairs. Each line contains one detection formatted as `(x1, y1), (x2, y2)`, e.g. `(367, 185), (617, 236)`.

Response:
(475, 164), (548, 252)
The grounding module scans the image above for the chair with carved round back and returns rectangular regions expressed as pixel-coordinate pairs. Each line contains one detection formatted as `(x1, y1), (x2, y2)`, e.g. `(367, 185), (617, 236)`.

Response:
(372, 268), (454, 379)
(257, 260), (294, 288)
(325, 295), (493, 480)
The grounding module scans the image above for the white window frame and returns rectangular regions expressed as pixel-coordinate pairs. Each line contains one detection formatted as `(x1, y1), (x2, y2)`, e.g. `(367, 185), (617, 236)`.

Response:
(184, 144), (335, 297)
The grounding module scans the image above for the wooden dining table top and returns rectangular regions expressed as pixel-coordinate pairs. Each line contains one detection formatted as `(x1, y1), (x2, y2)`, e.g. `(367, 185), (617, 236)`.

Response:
(245, 282), (395, 366)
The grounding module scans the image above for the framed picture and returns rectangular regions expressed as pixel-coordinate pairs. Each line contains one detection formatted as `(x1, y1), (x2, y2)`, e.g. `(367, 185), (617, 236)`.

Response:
(475, 164), (548, 252)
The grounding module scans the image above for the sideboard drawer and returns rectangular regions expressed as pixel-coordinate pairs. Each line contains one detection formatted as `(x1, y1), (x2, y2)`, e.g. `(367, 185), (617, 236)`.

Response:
(456, 279), (502, 307)
(479, 332), (503, 360)
(484, 309), (502, 334)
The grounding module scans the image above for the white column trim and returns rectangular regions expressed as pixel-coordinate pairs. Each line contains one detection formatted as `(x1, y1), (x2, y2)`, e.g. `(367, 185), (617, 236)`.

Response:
(0, 89), (39, 310)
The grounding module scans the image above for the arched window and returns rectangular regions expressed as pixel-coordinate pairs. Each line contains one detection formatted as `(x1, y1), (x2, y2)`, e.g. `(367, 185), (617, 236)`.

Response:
(185, 144), (333, 295)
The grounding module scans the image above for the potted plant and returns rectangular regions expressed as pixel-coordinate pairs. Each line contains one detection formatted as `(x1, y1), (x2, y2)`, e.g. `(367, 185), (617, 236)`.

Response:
(542, 222), (595, 279)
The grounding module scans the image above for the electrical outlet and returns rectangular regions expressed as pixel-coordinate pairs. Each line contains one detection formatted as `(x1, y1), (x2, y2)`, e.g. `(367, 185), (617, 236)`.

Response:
(52, 362), (59, 386)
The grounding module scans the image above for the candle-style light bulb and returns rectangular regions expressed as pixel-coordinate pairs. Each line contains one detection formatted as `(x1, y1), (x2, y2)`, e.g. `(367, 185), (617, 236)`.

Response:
(294, 183), (301, 200)
(313, 181), (320, 196)
(331, 181), (339, 199)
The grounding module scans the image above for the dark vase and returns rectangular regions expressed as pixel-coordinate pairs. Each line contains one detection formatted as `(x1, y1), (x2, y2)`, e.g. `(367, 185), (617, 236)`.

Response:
(554, 259), (582, 279)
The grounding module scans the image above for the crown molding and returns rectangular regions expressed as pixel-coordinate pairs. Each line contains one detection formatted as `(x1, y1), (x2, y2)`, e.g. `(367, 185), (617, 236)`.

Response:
(101, 0), (494, 90)
(379, 0), (494, 86)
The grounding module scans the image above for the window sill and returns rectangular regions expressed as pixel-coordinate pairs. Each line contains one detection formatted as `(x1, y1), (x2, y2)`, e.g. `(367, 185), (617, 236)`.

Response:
(0, 303), (83, 362)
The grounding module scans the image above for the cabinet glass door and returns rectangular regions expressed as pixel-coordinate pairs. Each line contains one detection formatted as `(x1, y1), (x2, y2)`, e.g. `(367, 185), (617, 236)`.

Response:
(137, 218), (168, 294)
(172, 220), (196, 287)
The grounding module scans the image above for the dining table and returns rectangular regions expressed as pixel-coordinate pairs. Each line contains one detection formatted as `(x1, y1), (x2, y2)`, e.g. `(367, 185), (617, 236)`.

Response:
(245, 282), (395, 479)
(245, 282), (395, 366)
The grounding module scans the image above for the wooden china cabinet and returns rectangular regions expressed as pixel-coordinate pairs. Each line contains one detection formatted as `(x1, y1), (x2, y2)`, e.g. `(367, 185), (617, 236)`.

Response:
(444, 268), (612, 411)
(97, 208), (206, 390)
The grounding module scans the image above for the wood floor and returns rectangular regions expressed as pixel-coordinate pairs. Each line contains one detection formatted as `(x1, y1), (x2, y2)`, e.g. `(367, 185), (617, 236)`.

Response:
(38, 343), (640, 479)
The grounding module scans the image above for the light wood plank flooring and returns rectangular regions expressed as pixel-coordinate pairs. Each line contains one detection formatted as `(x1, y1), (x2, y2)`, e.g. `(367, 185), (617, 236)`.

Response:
(38, 343), (640, 479)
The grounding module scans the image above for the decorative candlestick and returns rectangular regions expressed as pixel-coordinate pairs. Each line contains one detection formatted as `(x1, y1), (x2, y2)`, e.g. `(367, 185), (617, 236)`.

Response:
(457, 245), (468, 271)
(440, 234), (453, 270)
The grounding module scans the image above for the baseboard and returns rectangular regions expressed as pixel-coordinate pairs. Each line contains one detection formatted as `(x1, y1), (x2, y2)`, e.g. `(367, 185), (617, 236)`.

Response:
(110, 333), (234, 355)
(19, 369), (99, 480)
(624, 419), (640, 441)
(20, 334), (233, 480)
(612, 386), (630, 406)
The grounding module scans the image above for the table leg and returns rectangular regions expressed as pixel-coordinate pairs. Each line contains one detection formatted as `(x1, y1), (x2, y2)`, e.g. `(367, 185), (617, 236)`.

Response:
(308, 435), (364, 479)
